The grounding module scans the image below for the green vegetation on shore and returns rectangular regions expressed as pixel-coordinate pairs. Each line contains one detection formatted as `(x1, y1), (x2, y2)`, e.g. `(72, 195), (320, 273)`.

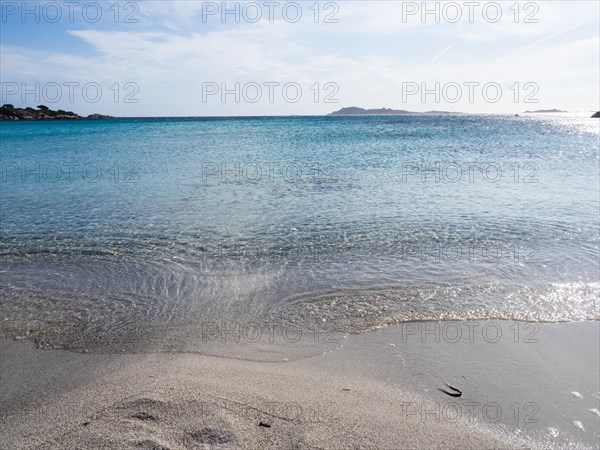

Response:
(0, 104), (112, 120)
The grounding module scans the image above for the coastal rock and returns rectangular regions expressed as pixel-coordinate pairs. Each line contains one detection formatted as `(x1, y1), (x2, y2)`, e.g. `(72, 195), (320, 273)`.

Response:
(592, 111), (600, 118)
(87, 113), (114, 119)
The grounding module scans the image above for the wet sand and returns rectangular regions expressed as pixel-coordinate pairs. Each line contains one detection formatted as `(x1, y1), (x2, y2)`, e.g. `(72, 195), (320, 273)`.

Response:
(1, 321), (598, 449)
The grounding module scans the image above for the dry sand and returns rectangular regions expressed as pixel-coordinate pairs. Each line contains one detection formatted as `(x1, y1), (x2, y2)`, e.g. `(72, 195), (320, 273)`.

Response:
(1, 321), (598, 449)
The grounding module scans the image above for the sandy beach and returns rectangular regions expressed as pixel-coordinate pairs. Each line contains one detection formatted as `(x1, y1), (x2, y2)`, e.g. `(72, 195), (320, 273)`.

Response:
(2, 1), (599, 448)
(1, 320), (598, 449)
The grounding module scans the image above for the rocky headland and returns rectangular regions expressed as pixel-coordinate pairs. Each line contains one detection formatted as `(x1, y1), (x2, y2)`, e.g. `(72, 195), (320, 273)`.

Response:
(0, 104), (113, 120)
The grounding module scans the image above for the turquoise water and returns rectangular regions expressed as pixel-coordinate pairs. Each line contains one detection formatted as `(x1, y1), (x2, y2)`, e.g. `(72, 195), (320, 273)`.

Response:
(1, 114), (598, 356)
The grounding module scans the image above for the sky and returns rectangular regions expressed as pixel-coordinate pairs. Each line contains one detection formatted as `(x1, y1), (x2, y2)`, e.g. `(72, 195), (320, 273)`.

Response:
(1, 0), (599, 116)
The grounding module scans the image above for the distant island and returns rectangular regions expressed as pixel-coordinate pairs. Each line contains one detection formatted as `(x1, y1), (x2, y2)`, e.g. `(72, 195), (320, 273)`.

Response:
(523, 109), (566, 113)
(328, 107), (457, 116)
(0, 104), (113, 120)
(523, 109), (600, 118)
(329, 107), (600, 118)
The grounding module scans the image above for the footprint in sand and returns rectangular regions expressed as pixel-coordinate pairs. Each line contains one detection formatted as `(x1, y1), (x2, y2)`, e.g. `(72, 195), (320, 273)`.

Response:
(136, 440), (170, 450)
(188, 427), (237, 446)
(133, 411), (157, 421)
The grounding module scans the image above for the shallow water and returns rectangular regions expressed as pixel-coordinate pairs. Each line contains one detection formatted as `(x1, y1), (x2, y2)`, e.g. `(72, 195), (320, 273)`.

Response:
(1, 114), (598, 356)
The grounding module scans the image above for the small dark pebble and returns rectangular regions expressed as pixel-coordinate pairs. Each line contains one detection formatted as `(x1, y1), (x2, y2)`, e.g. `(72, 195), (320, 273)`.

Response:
(82, 421), (90, 426)
(342, 388), (350, 391)
(259, 422), (271, 428)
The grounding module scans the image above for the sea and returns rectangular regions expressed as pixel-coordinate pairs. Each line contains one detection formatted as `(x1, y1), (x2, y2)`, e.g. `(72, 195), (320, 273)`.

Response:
(1, 113), (598, 359)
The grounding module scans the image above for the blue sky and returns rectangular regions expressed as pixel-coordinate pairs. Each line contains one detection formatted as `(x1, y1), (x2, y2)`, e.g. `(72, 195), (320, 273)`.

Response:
(1, 1), (599, 116)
